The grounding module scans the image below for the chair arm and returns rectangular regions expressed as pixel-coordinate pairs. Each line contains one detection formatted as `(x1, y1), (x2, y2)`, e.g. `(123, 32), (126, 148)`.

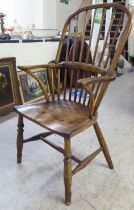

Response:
(18, 63), (64, 71)
(77, 71), (116, 87)
(17, 65), (59, 102)
(61, 61), (107, 75)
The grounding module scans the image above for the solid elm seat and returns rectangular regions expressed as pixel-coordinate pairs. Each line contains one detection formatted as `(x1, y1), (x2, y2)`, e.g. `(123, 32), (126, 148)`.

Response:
(15, 3), (131, 206)
(15, 100), (96, 138)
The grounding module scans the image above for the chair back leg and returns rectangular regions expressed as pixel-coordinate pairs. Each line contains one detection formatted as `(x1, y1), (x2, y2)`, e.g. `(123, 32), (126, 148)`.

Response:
(93, 122), (114, 169)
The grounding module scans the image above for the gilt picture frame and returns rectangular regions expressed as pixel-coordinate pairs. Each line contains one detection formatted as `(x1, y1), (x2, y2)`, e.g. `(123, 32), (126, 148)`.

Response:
(17, 68), (49, 104)
(0, 57), (20, 115)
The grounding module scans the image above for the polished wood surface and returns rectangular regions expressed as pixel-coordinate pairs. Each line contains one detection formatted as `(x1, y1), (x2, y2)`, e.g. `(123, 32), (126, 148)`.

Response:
(15, 100), (96, 138)
(15, 3), (131, 206)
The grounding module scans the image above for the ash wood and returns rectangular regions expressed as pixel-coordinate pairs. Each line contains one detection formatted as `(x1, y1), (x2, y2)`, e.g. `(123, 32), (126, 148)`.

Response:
(64, 138), (72, 206)
(16, 114), (24, 163)
(18, 63), (63, 70)
(40, 136), (80, 163)
(104, 13), (124, 69)
(18, 67), (49, 102)
(79, 11), (88, 62)
(57, 68), (60, 100)
(62, 62), (107, 75)
(85, 9), (96, 63)
(51, 69), (55, 101)
(77, 72), (116, 86)
(15, 3), (131, 206)
(65, 23), (71, 61)
(72, 147), (102, 175)
(72, 14), (79, 62)
(92, 8), (106, 65)
(93, 122), (114, 169)
(98, 9), (116, 67)
(23, 132), (53, 143)
(94, 82), (109, 114)
(69, 69), (74, 101)
(63, 68), (67, 100)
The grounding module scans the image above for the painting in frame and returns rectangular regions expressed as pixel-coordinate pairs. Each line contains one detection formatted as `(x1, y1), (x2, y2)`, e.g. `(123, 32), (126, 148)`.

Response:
(17, 68), (49, 104)
(0, 57), (20, 115)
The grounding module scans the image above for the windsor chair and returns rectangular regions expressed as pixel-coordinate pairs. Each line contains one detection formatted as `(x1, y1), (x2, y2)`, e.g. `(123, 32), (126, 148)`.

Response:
(15, 3), (131, 206)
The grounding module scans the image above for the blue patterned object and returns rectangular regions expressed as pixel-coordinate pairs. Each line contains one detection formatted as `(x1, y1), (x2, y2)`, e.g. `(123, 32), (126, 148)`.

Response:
(71, 90), (90, 98)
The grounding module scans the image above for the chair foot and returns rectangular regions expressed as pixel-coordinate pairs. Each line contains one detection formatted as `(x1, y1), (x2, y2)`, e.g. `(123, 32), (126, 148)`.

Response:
(16, 114), (24, 163)
(93, 122), (114, 169)
(64, 138), (72, 206)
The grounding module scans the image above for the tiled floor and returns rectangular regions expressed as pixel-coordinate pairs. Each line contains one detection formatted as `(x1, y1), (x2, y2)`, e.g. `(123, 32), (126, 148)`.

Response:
(0, 71), (134, 210)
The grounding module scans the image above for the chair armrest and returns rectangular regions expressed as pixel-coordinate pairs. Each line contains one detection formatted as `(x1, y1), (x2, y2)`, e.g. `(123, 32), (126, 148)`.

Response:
(18, 64), (61, 102)
(77, 71), (116, 87)
(61, 61), (107, 75)
(18, 63), (64, 71)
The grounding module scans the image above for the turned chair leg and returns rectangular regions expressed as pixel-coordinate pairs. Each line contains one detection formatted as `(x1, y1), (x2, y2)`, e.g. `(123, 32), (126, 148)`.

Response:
(16, 114), (24, 163)
(64, 138), (72, 206)
(93, 122), (114, 169)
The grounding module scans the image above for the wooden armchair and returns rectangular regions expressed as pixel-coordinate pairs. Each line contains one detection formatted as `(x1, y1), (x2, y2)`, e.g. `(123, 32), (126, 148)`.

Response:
(15, 3), (131, 206)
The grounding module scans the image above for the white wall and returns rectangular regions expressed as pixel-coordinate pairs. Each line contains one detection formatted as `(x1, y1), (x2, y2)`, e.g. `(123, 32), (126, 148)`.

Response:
(0, 0), (35, 28)
(0, 0), (56, 29)
(33, 0), (56, 29)
(0, 42), (58, 65)
(56, 0), (83, 30)
(0, 0), (95, 30)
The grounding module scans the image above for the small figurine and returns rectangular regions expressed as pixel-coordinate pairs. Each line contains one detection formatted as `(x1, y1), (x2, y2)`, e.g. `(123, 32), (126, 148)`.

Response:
(0, 12), (11, 40)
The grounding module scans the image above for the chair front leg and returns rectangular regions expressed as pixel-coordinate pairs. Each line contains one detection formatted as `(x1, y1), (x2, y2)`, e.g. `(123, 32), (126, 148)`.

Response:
(64, 138), (72, 206)
(94, 122), (114, 169)
(16, 114), (24, 163)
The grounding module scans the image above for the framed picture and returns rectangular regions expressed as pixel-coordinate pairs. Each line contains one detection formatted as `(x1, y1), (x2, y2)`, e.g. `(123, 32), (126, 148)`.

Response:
(0, 57), (20, 115)
(18, 68), (49, 104)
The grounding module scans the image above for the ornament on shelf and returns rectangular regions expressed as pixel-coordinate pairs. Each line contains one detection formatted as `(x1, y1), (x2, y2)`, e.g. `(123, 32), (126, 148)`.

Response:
(0, 12), (11, 40)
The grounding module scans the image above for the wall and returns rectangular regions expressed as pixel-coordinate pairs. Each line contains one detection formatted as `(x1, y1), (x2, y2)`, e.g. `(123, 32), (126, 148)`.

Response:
(33, 0), (57, 29)
(56, 0), (83, 30)
(0, 0), (35, 28)
(0, 0), (57, 29)
(0, 42), (58, 65)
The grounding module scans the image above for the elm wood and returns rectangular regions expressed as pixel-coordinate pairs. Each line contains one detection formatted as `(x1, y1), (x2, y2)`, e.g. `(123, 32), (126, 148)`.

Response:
(93, 122), (114, 169)
(17, 114), (24, 163)
(23, 132), (53, 143)
(40, 136), (80, 164)
(72, 147), (102, 175)
(64, 138), (72, 206)
(15, 100), (97, 138)
(15, 3), (131, 206)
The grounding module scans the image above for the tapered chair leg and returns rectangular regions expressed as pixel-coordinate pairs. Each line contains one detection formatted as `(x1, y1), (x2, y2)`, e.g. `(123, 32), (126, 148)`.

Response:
(64, 138), (72, 206)
(93, 122), (114, 169)
(16, 114), (24, 163)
